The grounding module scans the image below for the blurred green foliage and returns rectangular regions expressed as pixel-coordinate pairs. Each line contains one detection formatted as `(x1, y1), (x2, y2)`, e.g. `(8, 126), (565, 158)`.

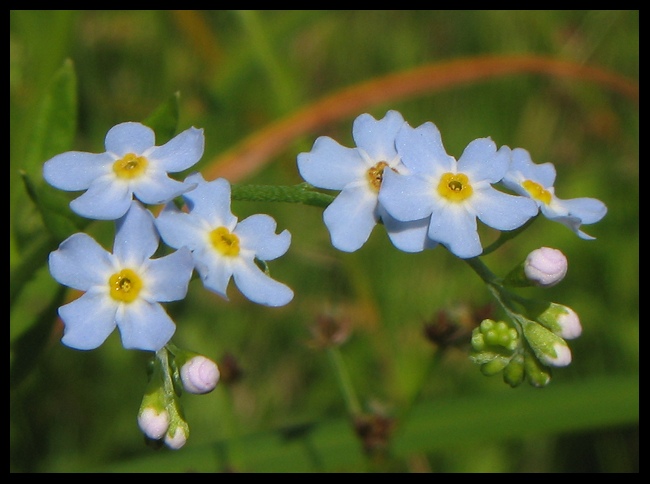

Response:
(10, 10), (638, 472)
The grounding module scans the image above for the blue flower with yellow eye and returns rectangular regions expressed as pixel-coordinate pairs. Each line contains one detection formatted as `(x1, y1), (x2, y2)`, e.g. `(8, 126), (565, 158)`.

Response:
(43, 122), (204, 220)
(502, 148), (607, 239)
(297, 110), (437, 253)
(48, 201), (194, 352)
(379, 121), (538, 259)
(155, 173), (294, 307)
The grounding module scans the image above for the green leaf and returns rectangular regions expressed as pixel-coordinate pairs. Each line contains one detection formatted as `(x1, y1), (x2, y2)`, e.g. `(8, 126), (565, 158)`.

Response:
(143, 91), (181, 144)
(11, 59), (83, 310)
(21, 170), (89, 242)
(22, 58), (77, 178)
(90, 374), (638, 473)
(10, 285), (67, 389)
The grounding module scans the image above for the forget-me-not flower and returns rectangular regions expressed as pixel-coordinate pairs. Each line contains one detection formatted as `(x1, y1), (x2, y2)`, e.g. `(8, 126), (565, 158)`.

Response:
(297, 110), (437, 253)
(48, 201), (194, 351)
(501, 148), (607, 239)
(379, 122), (538, 259)
(43, 122), (204, 220)
(155, 173), (294, 307)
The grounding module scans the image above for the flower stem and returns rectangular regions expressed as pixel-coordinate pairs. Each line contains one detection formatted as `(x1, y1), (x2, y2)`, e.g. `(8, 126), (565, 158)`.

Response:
(231, 182), (334, 208)
(463, 256), (527, 331)
(156, 348), (175, 398)
(327, 346), (362, 417)
(481, 215), (538, 255)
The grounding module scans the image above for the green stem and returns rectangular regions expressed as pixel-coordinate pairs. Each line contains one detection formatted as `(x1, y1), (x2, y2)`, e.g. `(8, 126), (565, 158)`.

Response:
(327, 347), (362, 417)
(463, 256), (527, 331)
(231, 183), (334, 208)
(481, 215), (539, 256)
(156, 348), (175, 399)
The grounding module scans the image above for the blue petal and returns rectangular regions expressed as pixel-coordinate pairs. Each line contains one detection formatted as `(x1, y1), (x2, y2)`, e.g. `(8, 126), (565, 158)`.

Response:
(474, 187), (538, 231)
(59, 292), (118, 350)
(69, 175), (133, 220)
(149, 127), (205, 172)
(380, 208), (438, 253)
(143, 247), (194, 302)
(458, 139), (508, 183)
(428, 204), (482, 259)
(297, 137), (366, 190)
(379, 169), (435, 221)
(195, 246), (234, 299)
(556, 197), (607, 225)
(352, 110), (404, 161)
(507, 148), (556, 187)
(323, 185), (378, 252)
(235, 214), (291, 261)
(43, 152), (114, 191)
(396, 122), (455, 175)
(49, 233), (115, 291)
(133, 170), (195, 205)
(543, 196), (607, 239)
(155, 203), (207, 251)
(549, 215), (596, 240)
(104, 122), (155, 156)
(232, 259), (294, 307)
(182, 175), (238, 228)
(116, 299), (176, 351)
(113, 201), (159, 264)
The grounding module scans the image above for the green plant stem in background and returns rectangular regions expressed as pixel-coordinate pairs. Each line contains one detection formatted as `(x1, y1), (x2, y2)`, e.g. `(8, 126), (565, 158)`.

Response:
(327, 347), (362, 417)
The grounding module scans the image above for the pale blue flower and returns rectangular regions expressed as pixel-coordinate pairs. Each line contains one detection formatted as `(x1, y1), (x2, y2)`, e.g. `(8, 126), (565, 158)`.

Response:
(43, 122), (204, 220)
(297, 110), (437, 253)
(155, 173), (294, 307)
(501, 148), (607, 239)
(379, 122), (538, 259)
(48, 201), (194, 351)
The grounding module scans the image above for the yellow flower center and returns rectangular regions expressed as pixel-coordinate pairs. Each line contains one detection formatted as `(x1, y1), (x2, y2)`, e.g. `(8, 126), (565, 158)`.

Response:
(210, 227), (240, 256)
(113, 153), (148, 179)
(366, 161), (390, 192)
(437, 172), (473, 202)
(522, 180), (552, 205)
(109, 268), (143, 303)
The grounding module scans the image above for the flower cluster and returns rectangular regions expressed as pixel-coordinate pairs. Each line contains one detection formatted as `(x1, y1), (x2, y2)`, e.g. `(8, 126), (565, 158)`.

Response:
(298, 110), (606, 258)
(41, 108), (607, 449)
(43, 122), (294, 448)
(298, 111), (606, 387)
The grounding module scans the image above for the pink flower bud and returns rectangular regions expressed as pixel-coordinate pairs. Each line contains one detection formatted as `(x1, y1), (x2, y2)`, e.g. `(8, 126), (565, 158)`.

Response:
(137, 408), (170, 440)
(180, 355), (220, 394)
(554, 306), (582, 340)
(524, 247), (567, 287)
(164, 426), (188, 450)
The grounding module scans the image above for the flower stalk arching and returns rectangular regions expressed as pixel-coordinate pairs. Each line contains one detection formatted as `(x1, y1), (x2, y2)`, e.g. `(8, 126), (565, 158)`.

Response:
(231, 182), (335, 208)
(463, 256), (529, 334)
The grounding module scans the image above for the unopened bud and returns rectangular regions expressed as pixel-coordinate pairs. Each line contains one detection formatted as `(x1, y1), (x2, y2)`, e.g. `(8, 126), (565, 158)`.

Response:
(138, 407), (170, 440)
(523, 321), (572, 367)
(480, 356), (510, 376)
(536, 302), (582, 340)
(164, 423), (189, 450)
(503, 354), (525, 387)
(181, 355), (220, 394)
(524, 352), (552, 388)
(524, 247), (567, 287)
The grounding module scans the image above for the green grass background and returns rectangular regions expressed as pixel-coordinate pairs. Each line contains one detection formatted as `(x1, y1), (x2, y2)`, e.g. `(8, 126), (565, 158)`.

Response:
(10, 10), (638, 473)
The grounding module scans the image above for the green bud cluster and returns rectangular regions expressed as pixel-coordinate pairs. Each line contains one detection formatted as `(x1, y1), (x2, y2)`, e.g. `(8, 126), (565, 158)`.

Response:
(471, 319), (519, 353)
(469, 318), (560, 388)
(470, 319), (522, 381)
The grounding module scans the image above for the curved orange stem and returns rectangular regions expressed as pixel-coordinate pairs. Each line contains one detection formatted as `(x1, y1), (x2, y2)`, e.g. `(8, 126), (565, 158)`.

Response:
(204, 54), (638, 183)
